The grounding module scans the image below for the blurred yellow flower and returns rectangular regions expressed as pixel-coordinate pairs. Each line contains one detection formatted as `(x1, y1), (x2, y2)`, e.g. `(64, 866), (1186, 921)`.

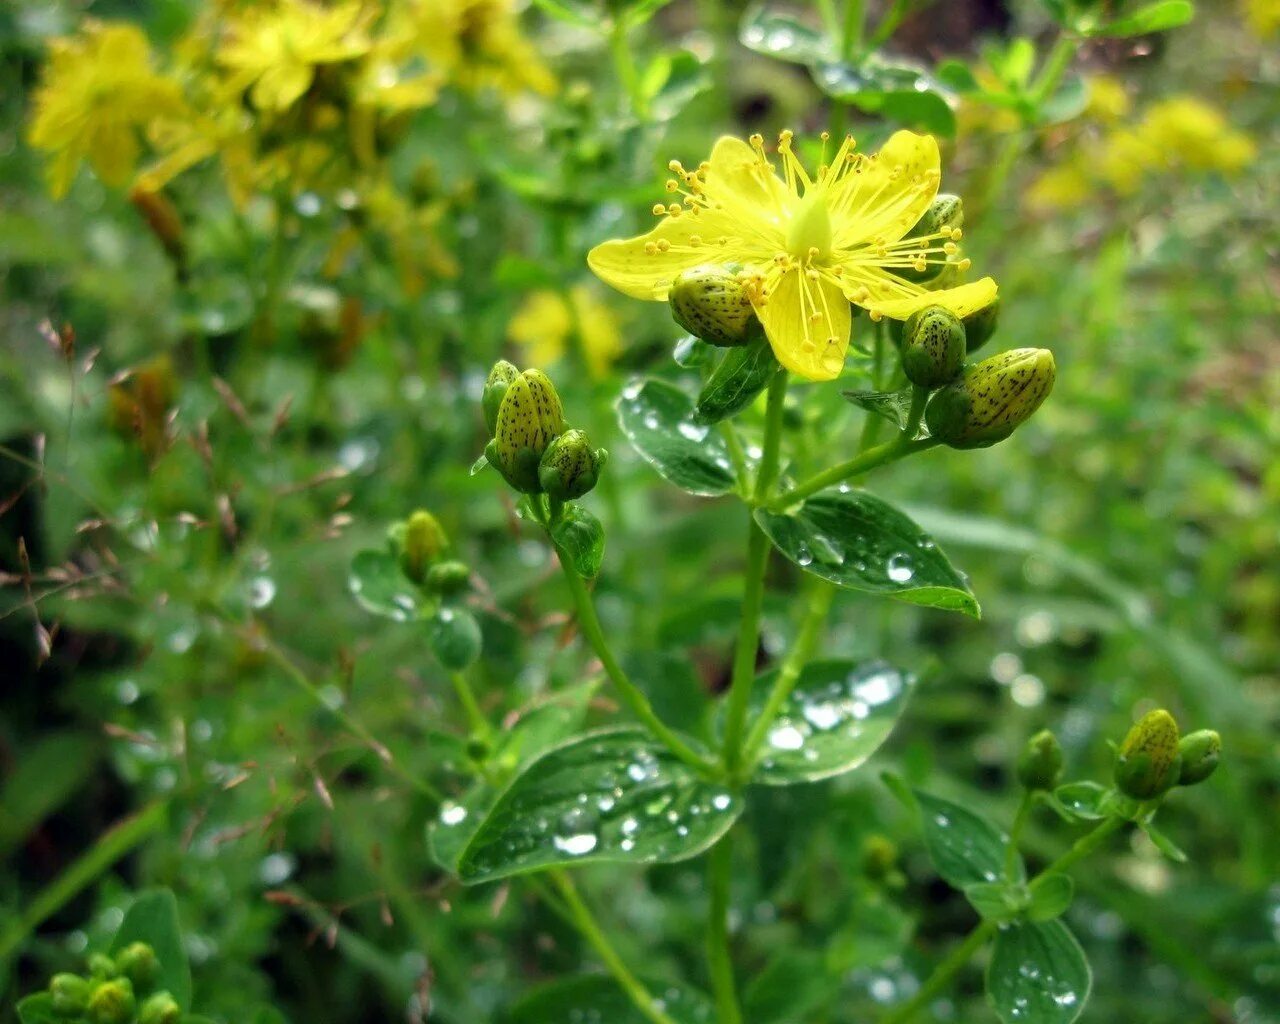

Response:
(1139, 97), (1257, 172)
(1085, 75), (1131, 123)
(217, 0), (372, 112)
(27, 21), (185, 197)
(508, 287), (623, 379)
(1245, 0), (1280, 36)
(416, 0), (556, 97)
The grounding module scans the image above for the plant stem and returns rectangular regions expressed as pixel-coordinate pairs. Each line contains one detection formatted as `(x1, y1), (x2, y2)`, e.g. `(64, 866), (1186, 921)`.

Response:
(739, 582), (836, 774)
(1005, 791), (1034, 881)
(1031, 33), (1078, 107)
(551, 545), (714, 774)
(706, 834), (742, 1024)
(902, 386), (928, 440)
(841, 0), (867, 59)
(609, 18), (648, 121)
(755, 371), (789, 500)
(550, 870), (680, 1024)
(768, 437), (938, 511)
(720, 420), (750, 493)
(450, 670), (490, 740)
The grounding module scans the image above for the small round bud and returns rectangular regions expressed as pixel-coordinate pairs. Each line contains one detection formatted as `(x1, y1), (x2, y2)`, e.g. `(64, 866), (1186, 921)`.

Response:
(1115, 709), (1182, 800)
(894, 195), (963, 282)
(493, 369), (565, 493)
(538, 429), (607, 500)
(962, 299), (1000, 353)
(925, 348), (1056, 449)
(1177, 729), (1221, 786)
(50, 973), (91, 1016)
(482, 359), (519, 435)
(87, 978), (135, 1024)
(426, 559), (471, 597)
(398, 510), (448, 584)
(87, 953), (119, 979)
(901, 306), (966, 388)
(1016, 729), (1064, 790)
(669, 265), (761, 347)
(139, 991), (181, 1024)
(115, 941), (159, 990)
(861, 834), (898, 879)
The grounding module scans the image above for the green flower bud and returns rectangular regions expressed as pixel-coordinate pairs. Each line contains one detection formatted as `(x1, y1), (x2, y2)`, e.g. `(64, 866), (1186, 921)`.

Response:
(482, 359), (519, 435)
(962, 298), (1000, 353)
(138, 991), (181, 1024)
(925, 348), (1056, 449)
(861, 834), (898, 878)
(538, 429), (607, 500)
(1115, 709), (1182, 800)
(1177, 729), (1221, 786)
(901, 306), (966, 388)
(398, 510), (448, 583)
(492, 369), (565, 493)
(1016, 729), (1064, 790)
(87, 954), (119, 980)
(50, 973), (91, 1016)
(669, 265), (761, 347)
(115, 941), (159, 991)
(425, 559), (471, 597)
(894, 194), (964, 282)
(87, 978), (135, 1024)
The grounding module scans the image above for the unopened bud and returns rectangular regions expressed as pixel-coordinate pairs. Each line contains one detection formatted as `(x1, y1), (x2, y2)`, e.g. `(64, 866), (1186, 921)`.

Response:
(861, 834), (898, 879)
(1016, 729), (1064, 790)
(426, 559), (471, 597)
(1177, 729), (1221, 786)
(138, 991), (181, 1024)
(895, 195), (963, 282)
(482, 360), (519, 434)
(962, 299), (1000, 353)
(1115, 709), (1182, 800)
(115, 941), (158, 990)
(87, 954), (119, 980)
(398, 510), (447, 583)
(492, 369), (565, 492)
(538, 429), (607, 500)
(669, 265), (760, 347)
(901, 306), (966, 388)
(925, 348), (1056, 449)
(50, 973), (90, 1016)
(87, 978), (135, 1024)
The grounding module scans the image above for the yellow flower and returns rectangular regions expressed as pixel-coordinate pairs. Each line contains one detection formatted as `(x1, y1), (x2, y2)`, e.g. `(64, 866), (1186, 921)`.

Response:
(1246, 0), (1280, 37)
(587, 131), (997, 382)
(1085, 74), (1131, 123)
(27, 21), (185, 198)
(508, 287), (623, 380)
(1137, 97), (1257, 173)
(217, 0), (371, 112)
(415, 0), (556, 97)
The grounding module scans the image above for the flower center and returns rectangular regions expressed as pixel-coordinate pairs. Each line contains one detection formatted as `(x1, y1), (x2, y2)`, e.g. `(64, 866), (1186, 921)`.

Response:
(785, 189), (832, 262)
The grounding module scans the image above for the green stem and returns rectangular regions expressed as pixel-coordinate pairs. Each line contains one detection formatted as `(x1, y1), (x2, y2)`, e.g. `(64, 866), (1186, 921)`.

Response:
(754, 371), (789, 501)
(551, 547), (714, 774)
(1031, 34), (1078, 107)
(840, 0), (867, 59)
(550, 870), (680, 1024)
(706, 834), (742, 1024)
(902, 386), (928, 440)
(1005, 791), (1034, 881)
(609, 18), (648, 121)
(450, 670), (490, 740)
(870, 0), (913, 46)
(769, 437), (938, 511)
(720, 421), (750, 493)
(739, 582), (835, 774)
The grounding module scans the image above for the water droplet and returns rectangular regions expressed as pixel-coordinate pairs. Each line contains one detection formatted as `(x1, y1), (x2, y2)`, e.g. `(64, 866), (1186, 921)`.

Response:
(768, 723), (806, 751)
(887, 553), (915, 583)
(553, 833), (598, 856)
(439, 803), (467, 826)
(677, 421), (709, 442)
(711, 793), (732, 812)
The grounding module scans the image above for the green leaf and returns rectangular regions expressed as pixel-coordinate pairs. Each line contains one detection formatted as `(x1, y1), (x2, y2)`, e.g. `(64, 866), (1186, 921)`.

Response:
(428, 606), (482, 670)
(644, 50), (711, 122)
(470, 452), (491, 475)
(110, 889), (191, 1010)
(508, 974), (714, 1023)
(987, 919), (1091, 1024)
(527, 0), (597, 27)
(739, 4), (833, 65)
(841, 386), (918, 432)
(0, 731), (99, 859)
(626, 0), (680, 27)
(694, 339), (777, 425)
(914, 790), (1022, 888)
(16, 994), (60, 1024)
(812, 60), (956, 135)
(456, 729), (738, 884)
(1052, 781), (1112, 821)
(1039, 74), (1088, 125)
(754, 491), (979, 616)
(349, 549), (424, 622)
(994, 38), (1036, 87)
(673, 335), (717, 368)
(743, 660), (913, 784)
(743, 949), (836, 1023)
(551, 504), (605, 579)
(1139, 820), (1188, 863)
(1027, 873), (1074, 921)
(1091, 0), (1194, 36)
(964, 880), (1028, 922)
(935, 59), (979, 93)
(616, 379), (736, 496)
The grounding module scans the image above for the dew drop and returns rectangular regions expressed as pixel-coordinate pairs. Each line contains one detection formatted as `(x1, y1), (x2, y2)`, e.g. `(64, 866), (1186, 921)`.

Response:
(553, 833), (598, 856)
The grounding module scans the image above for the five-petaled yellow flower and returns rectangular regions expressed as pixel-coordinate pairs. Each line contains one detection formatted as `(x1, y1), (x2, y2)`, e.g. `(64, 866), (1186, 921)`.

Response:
(588, 131), (997, 381)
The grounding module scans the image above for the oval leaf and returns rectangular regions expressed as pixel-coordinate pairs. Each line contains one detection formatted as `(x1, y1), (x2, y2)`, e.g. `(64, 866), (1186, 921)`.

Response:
(16, 995), (60, 1024)
(1091, 0), (1194, 36)
(747, 660), (913, 784)
(617, 379), (736, 496)
(457, 729), (738, 883)
(915, 790), (1022, 888)
(110, 889), (192, 1010)
(349, 549), (424, 622)
(429, 606), (482, 670)
(694, 339), (777, 425)
(551, 505), (605, 579)
(754, 490), (979, 616)
(739, 4), (833, 65)
(987, 919), (1091, 1024)
(1027, 872), (1074, 921)
(812, 60), (956, 135)
(509, 974), (714, 1024)
(1052, 781), (1111, 821)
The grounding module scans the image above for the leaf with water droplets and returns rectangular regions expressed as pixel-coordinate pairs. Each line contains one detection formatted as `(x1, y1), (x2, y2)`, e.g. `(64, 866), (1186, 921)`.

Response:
(742, 660), (913, 784)
(1050, 781), (1112, 822)
(616, 378), (737, 496)
(509, 973), (715, 1024)
(755, 491), (979, 616)
(811, 58), (956, 136)
(986, 919), (1091, 1024)
(694, 338), (777, 425)
(841, 386), (922, 433)
(456, 729), (739, 884)
(348, 549), (424, 622)
(551, 504), (605, 579)
(738, 4), (833, 65)
(915, 789), (1022, 888)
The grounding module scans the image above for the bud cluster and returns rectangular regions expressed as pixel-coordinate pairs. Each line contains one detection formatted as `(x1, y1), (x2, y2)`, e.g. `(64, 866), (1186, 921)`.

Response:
(45, 943), (181, 1024)
(1114, 709), (1222, 801)
(386, 510), (470, 598)
(482, 360), (607, 502)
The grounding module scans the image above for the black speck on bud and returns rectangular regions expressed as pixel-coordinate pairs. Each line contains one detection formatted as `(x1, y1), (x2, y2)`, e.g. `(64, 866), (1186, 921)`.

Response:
(426, 559), (471, 597)
(669, 265), (761, 347)
(50, 973), (90, 1016)
(87, 978), (135, 1024)
(901, 306), (966, 389)
(115, 941), (158, 991)
(1177, 729), (1221, 786)
(1115, 709), (1182, 800)
(962, 298), (1000, 353)
(1016, 729), (1064, 790)
(482, 360), (519, 435)
(925, 348), (1055, 449)
(139, 991), (181, 1024)
(538, 429), (607, 500)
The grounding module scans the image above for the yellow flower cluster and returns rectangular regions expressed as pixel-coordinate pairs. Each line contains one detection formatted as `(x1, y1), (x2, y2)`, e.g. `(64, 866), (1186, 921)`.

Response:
(1245, 0), (1280, 37)
(508, 286), (623, 380)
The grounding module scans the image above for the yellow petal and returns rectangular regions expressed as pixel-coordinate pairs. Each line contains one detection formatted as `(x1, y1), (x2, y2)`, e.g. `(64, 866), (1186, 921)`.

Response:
(587, 211), (734, 301)
(830, 130), (940, 248)
(754, 269), (850, 382)
(252, 63), (314, 111)
(867, 277), (999, 321)
(703, 136), (789, 225)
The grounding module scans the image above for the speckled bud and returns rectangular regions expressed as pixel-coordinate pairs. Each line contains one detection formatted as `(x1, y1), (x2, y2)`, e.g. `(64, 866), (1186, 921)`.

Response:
(1115, 709), (1182, 800)
(482, 360), (519, 435)
(1177, 729), (1221, 786)
(962, 298), (1000, 353)
(895, 194), (964, 282)
(901, 306), (966, 388)
(396, 510), (447, 583)
(669, 265), (760, 347)
(115, 941), (158, 991)
(50, 973), (90, 1016)
(1016, 729), (1064, 790)
(87, 978), (136, 1024)
(425, 559), (471, 597)
(138, 991), (181, 1024)
(925, 348), (1056, 449)
(492, 369), (565, 493)
(539, 429), (607, 500)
